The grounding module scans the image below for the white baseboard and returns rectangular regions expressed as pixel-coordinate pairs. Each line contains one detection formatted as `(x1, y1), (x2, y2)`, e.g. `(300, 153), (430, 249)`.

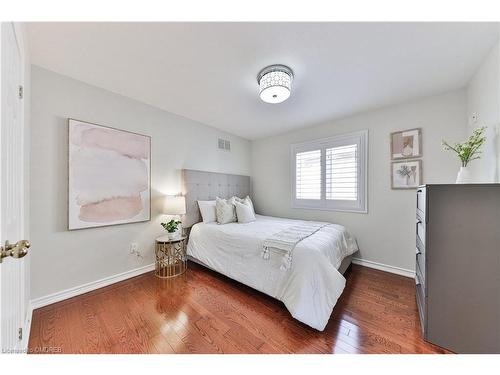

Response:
(352, 257), (415, 278)
(31, 263), (155, 310)
(19, 300), (33, 353)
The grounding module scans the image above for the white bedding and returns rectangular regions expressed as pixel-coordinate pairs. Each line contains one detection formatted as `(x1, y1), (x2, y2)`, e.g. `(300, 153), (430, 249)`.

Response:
(187, 214), (359, 331)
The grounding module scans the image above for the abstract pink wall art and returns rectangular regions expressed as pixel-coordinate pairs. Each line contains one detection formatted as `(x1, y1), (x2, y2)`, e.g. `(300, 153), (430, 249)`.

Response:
(68, 119), (151, 230)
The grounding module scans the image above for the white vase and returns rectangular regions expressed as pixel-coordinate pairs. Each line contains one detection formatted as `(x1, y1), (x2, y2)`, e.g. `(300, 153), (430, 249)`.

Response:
(167, 232), (179, 240)
(456, 166), (473, 183)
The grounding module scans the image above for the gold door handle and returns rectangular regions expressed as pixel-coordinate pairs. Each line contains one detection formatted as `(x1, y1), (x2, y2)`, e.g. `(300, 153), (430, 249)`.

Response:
(0, 240), (30, 263)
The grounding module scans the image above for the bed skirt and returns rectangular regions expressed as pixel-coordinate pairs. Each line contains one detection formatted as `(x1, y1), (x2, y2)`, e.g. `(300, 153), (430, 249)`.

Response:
(187, 254), (353, 276)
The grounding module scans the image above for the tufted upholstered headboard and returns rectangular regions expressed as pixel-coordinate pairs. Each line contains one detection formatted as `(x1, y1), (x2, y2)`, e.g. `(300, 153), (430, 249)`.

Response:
(182, 169), (251, 227)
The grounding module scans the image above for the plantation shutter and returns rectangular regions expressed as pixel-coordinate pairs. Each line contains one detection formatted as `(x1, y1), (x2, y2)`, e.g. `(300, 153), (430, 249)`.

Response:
(291, 130), (367, 212)
(295, 149), (321, 200)
(326, 144), (358, 201)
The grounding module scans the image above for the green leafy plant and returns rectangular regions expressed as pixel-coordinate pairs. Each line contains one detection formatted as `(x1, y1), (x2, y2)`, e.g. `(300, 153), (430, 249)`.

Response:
(161, 219), (181, 233)
(442, 126), (487, 167)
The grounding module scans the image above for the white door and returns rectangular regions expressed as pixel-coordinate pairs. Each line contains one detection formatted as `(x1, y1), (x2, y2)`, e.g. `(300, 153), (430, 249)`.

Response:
(0, 22), (30, 354)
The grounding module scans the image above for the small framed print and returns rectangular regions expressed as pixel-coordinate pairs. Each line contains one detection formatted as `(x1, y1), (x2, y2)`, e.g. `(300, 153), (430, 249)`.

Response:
(391, 160), (422, 189)
(390, 128), (422, 159)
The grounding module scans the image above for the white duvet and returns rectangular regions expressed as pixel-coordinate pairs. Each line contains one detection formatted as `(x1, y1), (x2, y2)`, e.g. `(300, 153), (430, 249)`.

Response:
(187, 214), (359, 331)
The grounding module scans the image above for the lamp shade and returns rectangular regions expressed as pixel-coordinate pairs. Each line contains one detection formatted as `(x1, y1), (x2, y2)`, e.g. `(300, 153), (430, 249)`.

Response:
(164, 195), (186, 215)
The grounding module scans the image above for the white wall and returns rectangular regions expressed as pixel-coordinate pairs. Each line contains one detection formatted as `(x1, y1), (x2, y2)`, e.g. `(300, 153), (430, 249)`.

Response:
(30, 66), (251, 300)
(466, 39), (500, 182)
(251, 90), (467, 273)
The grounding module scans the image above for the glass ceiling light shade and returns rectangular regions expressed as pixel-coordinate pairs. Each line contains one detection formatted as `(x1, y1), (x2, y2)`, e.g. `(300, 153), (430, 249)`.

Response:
(257, 65), (293, 104)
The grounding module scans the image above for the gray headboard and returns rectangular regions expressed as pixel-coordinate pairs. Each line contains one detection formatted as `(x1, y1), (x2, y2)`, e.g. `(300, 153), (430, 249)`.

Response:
(182, 169), (251, 227)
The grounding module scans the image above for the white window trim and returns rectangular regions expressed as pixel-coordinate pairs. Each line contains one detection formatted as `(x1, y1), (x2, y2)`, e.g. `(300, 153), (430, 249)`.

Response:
(290, 130), (368, 213)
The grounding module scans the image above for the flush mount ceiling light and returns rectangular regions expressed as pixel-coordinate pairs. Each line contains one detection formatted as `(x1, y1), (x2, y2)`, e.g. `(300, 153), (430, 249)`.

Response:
(257, 64), (294, 104)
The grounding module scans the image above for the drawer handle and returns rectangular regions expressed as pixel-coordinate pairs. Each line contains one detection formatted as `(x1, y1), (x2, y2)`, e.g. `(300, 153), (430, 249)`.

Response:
(415, 274), (421, 286)
(415, 247), (421, 255)
(417, 189), (422, 193)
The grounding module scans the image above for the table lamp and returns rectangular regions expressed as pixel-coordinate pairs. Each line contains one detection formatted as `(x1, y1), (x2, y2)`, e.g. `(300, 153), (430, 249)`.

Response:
(163, 195), (186, 239)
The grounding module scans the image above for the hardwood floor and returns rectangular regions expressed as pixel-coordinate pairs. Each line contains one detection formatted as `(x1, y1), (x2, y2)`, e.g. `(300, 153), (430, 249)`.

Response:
(28, 262), (449, 354)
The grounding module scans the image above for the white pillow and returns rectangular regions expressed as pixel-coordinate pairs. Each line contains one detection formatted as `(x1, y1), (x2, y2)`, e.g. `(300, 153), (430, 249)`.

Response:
(244, 196), (255, 215)
(215, 197), (237, 224)
(197, 200), (216, 223)
(231, 196), (255, 216)
(234, 201), (256, 223)
(229, 196), (242, 207)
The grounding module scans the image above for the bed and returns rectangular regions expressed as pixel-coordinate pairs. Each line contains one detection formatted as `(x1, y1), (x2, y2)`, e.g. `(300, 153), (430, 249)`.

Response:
(182, 169), (359, 331)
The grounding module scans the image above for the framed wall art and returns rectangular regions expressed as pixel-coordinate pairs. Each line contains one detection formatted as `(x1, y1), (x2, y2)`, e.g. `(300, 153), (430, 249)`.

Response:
(390, 128), (422, 159)
(391, 160), (422, 189)
(68, 118), (151, 230)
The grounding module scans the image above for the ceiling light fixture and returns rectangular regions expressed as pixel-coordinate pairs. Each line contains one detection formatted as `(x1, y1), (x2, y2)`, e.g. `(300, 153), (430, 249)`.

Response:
(257, 64), (293, 104)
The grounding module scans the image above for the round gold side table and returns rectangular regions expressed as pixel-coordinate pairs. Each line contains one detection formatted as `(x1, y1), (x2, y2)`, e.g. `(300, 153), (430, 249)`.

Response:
(155, 235), (187, 278)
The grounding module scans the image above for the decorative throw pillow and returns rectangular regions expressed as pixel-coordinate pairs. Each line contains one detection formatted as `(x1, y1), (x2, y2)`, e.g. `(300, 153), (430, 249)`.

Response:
(229, 196), (243, 207)
(215, 197), (237, 224)
(197, 200), (217, 223)
(243, 196), (255, 215)
(234, 201), (256, 223)
(231, 196), (255, 217)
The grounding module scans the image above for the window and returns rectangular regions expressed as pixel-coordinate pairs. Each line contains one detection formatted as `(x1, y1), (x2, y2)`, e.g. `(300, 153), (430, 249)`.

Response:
(326, 144), (358, 201)
(291, 130), (368, 213)
(295, 149), (321, 200)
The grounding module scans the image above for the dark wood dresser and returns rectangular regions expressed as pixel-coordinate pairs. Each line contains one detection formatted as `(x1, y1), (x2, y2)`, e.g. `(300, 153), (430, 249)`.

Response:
(415, 184), (500, 353)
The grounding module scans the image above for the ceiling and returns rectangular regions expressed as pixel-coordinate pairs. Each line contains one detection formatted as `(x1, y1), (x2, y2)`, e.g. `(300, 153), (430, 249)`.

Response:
(26, 22), (499, 140)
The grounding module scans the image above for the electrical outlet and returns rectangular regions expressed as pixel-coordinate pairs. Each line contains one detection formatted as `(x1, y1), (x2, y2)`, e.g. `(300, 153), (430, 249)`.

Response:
(130, 242), (144, 258)
(130, 242), (138, 254)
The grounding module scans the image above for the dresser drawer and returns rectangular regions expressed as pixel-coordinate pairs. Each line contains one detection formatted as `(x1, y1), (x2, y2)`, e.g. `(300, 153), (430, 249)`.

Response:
(415, 270), (426, 334)
(416, 217), (426, 245)
(416, 187), (426, 220)
(416, 244), (425, 282)
(416, 234), (425, 254)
